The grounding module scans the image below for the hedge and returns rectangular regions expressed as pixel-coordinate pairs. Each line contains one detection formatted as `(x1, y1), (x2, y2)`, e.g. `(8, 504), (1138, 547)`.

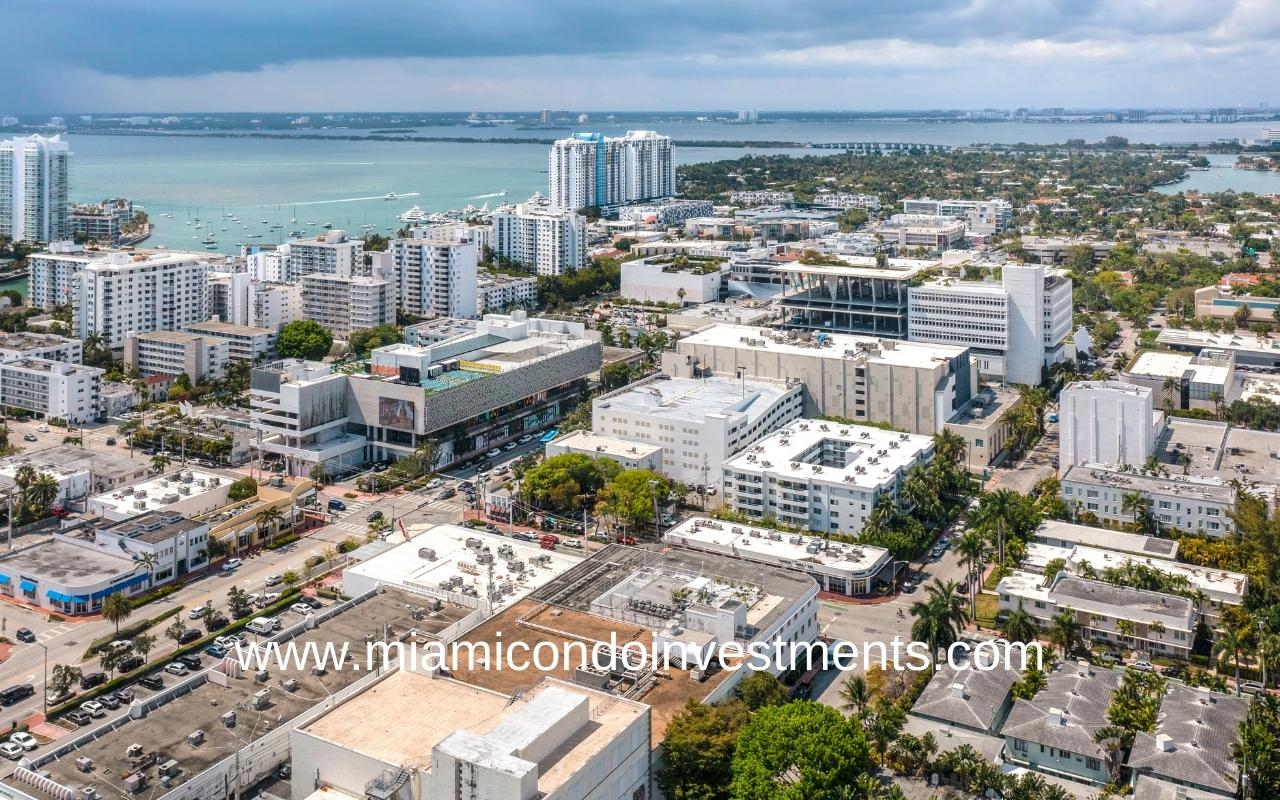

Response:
(82, 605), (184, 660)
(55, 589), (302, 718)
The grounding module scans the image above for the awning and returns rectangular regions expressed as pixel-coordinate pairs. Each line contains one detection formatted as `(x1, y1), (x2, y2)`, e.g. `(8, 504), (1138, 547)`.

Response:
(18, 579), (36, 592)
(46, 591), (70, 603)
(91, 573), (149, 601)
(0, 574), (10, 585)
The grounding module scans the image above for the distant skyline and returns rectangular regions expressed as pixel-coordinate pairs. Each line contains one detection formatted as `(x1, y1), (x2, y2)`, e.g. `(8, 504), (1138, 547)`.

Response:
(7, 1), (1279, 114)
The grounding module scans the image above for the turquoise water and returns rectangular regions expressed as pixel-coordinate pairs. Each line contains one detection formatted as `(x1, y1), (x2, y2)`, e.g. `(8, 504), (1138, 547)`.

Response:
(61, 120), (1280, 255)
(1155, 153), (1280, 195)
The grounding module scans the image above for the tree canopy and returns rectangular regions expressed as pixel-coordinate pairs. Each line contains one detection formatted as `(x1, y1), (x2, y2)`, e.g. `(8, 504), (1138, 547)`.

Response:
(520, 453), (620, 513)
(729, 701), (872, 800)
(277, 319), (334, 361)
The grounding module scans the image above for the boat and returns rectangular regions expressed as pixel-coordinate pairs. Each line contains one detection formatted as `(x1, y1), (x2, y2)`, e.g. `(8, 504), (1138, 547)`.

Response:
(361, 223), (375, 230)
(384, 192), (398, 201)
(261, 220), (269, 224)
(204, 244), (219, 251)
(246, 233), (263, 239)
(201, 235), (216, 245)
(397, 205), (434, 223)
(322, 222), (333, 229)
(160, 212), (173, 218)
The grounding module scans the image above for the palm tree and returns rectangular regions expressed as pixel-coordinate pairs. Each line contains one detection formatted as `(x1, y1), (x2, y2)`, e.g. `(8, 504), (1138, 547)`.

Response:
(1121, 491), (1150, 530)
(413, 439), (440, 475)
(954, 529), (988, 619)
(1002, 603), (1039, 644)
(1217, 625), (1245, 696)
(101, 591), (132, 633)
(973, 488), (1020, 565)
(150, 453), (171, 474)
(135, 552), (159, 588)
(910, 579), (969, 671)
(839, 673), (871, 718)
(1049, 607), (1081, 658)
(1015, 384), (1052, 433)
(254, 506), (285, 547)
(1093, 725), (1133, 784)
(26, 471), (60, 509)
(1161, 375), (1179, 413)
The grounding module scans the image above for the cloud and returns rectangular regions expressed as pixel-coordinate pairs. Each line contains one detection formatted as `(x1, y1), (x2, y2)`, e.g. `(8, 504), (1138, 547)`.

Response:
(6, 0), (1279, 111)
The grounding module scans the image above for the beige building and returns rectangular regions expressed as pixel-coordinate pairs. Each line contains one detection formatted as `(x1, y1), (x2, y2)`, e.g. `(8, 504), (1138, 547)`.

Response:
(300, 273), (395, 339)
(662, 324), (975, 435)
(941, 386), (1021, 472)
(124, 330), (230, 383)
(1193, 285), (1280, 325)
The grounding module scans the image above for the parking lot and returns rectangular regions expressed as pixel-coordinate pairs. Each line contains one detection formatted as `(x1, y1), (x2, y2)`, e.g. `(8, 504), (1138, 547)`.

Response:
(19, 590), (431, 796)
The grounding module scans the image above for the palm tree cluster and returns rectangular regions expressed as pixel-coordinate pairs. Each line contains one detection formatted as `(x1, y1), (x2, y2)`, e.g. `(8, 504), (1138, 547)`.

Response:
(908, 579), (971, 671)
(912, 743), (1074, 799)
(8, 464), (62, 525)
(859, 430), (974, 558)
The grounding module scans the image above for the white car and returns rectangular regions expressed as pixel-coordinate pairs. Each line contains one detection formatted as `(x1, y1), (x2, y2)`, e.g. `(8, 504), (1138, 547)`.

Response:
(518, 434), (533, 444)
(1132, 660), (1154, 672)
(290, 602), (312, 615)
(164, 662), (189, 676)
(0, 741), (22, 760)
(80, 701), (106, 718)
(9, 732), (37, 752)
(188, 606), (206, 620)
(36, 425), (49, 433)
(485, 449), (501, 458)
(221, 558), (242, 572)
(503, 441), (517, 450)
(426, 478), (443, 489)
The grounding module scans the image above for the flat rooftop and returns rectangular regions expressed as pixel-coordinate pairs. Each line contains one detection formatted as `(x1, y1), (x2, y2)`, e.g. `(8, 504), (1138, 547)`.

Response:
(97, 511), (205, 544)
(188, 320), (275, 337)
(89, 469), (229, 516)
(0, 537), (135, 584)
(679, 324), (966, 369)
(1153, 418), (1280, 484)
(1127, 350), (1230, 386)
(1157, 327), (1280, 356)
(24, 590), (442, 800)
(666, 517), (891, 576)
(596, 376), (794, 425)
(548, 430), (663, 460)
(342, 524), (584, 612)
(724, 419), (933, 490)
(133, 330), (207, 344)
(1032, 520), (1178, 559)
(4, 444), (144, 480)
(0, 333), (78, 351)
(1061, 462), (1237, 504)
(947, 387), (1017, 430)
(300, 672), (645, 795)
(771, 256), (937, 280)
(1023, 542), (1245, 604)
(999, 571), (1194, 628)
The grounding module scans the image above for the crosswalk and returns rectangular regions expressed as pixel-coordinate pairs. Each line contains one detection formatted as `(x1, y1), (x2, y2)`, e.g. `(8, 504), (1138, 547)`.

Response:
(37, 623), (72, 643)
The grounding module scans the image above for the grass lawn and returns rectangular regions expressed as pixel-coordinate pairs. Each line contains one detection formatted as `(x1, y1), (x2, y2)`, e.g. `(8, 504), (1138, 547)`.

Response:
(974, 592), (1000, 626)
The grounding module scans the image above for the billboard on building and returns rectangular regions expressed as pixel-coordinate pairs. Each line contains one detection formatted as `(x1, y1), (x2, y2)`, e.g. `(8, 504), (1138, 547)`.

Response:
(378, 397), (415, 430)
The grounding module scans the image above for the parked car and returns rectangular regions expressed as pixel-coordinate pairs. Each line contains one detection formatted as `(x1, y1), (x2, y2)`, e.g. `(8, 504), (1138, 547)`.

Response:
(366, 510), (384, 522)
(1160, 665), (1184, 678)
(290, 602), (312, 615)
(0, 684), (35, 707)
(204, 644), (228, 659)
(178, 629), (201, 645)
(188, 606), (206, 620)
(301, 596), (324, 609)
(901, 580), (918, 594)
(79, 672), (106, 690)
(221, 558), (242, 572)
(206, 613), (230, 629)
(1240, 680), (1265, 695)
(21, 434), (36, 442)
(503, 441), (518, 450)
(79, 701), (106, 718)
(518, 434), (533, 444)
(164, 662), (189, 676)
(63, 711), (92, 727)
(0, 741), (24, 760)
(1131, 660), (1154, 672)
(118, 655), (145, 673)
(99, 693), (121, 710)
(485, 449), (501, 458)
(232, 606), (254, 619)
(9, 732), (37, 751)
(137, 675), (164, 691)
(511, 532), (533, 542)
(14, 628), (35, 644)
(113, 688), (134, 704)
(264, 573), (283, 587)
(1100, 651), (1125, 665)
(105, 437), (117, 446)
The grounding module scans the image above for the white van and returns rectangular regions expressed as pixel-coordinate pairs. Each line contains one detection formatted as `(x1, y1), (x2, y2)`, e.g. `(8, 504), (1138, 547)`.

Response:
(245, 617), (279, 636)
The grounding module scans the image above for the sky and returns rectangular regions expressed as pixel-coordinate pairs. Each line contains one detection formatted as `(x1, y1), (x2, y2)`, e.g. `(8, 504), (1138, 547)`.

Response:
(7, 0), (1279, 113)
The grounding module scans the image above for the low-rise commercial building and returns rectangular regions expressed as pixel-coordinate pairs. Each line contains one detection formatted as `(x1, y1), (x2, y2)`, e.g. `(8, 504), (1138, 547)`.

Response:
(1193, 285), (1280, 325)
(619, 254), (727, 305)
(591, 375), (803, 487)
(941, 387), (1021, 472)
(1157, 328), (1280, 368)
(544, 431), (663, 472)
(876, 215), (967, 253)
(87, 468), (233, 522)
(0, 535), (149, 615)
(1018, 236), (1115, 265)
(124, 330), (230, 382)
(1122, 350), (1233, 412)
(67, 198), (136, 244)
(665, 516), (892, 595)
(85, 511), (210, 585)
(997, 571), (1196, 657)
(722, 419), (934, 535)
(664, 324), (975, 435)
(2, 444), (148, 492)
(663, 301), (775, 333)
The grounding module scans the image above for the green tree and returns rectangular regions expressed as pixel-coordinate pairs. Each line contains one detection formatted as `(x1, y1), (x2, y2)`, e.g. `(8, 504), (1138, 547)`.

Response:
(165, 616), (187, 645)
(657, 698), (751, 800)
(48, 664), (83, 699)
(839, 673), (871, 719)
(1049, 607), (1081, 657)
(729, 701), (872, 800)
(132, 633), (156, 663)
(277, 319), (334, 361)
(1234, 693), (1280, 799)
(348, 324), (403, 358)
(101, 591), (133, 633)
(521, 453), (619, 513)
(735, 670), (789, 711)
(1001, 603), (1039, 644)
(596, 469), (673, 531)
(228, 476), (259, 502)
(255, 505), (285, 546)
(909, 579), (970, 670)
(150, 453), (171, 474)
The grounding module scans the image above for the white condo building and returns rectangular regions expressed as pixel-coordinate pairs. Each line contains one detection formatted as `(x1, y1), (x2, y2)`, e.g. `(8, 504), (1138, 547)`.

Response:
(60, 251), (210, 350)
(548, 130), (676, 210)
(300, 273), (395, 339)
(591, 376), (804, 487)
(908, 263), (1073, 385)
(0, 134), (71, 242)
(283, 231), (364, 281)
(1058, 381), (1156, 476)
(389, 236), (478, 319)
(27, 242), (96, 309)
(0, 357), (103, 424)
(901, 197), (1013, 234)
(722, 419), (935, 535)
(248, 281), (303, 330)
(491, 202), (587, 276)
(477, 272), (538, 314)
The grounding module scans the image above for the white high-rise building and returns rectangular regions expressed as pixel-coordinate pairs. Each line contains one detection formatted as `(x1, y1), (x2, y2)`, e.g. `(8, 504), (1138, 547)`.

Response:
(61, 251), (210, 350)
(0, 134), (71, 242)
(389, 237), (478, 319)
(491, 202), (587, 276)
(548, 130), (675, 210)
(1058, 381), (1156, 476)
(908, 263), (1073, 385)
(0, 357), (102, 424)
(28, 242), (96, 308)
(246, 249), (287, 282)
(248, 281), (303, 331)
(300, 274), (394, 339)
(283, 231), (363, 281)
(207, 271), (251, 326)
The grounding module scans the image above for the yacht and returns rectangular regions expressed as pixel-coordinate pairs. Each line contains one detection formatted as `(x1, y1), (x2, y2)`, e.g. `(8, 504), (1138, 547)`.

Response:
(397, 205), (432, 223)
(322, 222), (333, 229)
(384, 192), (399, 201)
